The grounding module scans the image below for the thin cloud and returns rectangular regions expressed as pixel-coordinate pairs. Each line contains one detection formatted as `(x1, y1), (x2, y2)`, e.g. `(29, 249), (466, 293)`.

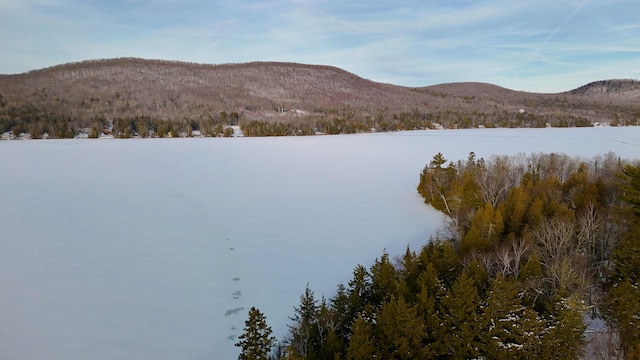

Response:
(538, 0), (588, 53)
(1, 0), (639, 91)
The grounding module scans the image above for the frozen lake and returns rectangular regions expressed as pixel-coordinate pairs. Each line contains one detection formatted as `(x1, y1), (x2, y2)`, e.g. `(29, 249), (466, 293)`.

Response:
(1, 127), (639, 359)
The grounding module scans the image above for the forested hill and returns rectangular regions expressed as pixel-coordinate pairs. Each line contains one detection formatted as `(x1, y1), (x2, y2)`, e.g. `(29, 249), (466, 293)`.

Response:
(1, 58), (639, 138)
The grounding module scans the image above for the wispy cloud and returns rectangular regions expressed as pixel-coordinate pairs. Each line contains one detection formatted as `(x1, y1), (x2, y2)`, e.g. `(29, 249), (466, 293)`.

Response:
(1, 0), (639, 91)
(537, 0), (588, 53)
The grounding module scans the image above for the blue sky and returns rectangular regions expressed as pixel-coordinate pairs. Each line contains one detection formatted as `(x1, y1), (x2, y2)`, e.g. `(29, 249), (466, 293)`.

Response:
(1, 0), (639, 92)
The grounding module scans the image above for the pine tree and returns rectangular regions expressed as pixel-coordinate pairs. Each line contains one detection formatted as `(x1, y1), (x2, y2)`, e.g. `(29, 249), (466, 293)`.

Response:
(418, 153), (459, 214)
(481, 276), (545, 360)
(415, 269), (441, 358)
(397, 246), (420, 303)
(603, 277), (640, 358)
(375, 297), (426, 359)
(500, 185), (531, 237)
(619, 164), (640, 216)
(346, 315), (376, 360)
(430, 152), (448, 169)
(235, 307), (276, 360)
(436, 271), (482, 359)
(346, 265), (372, 325)
(602, 164), (640, 357)
(540, 294), (586, 360)
(368, 253), (398, 310)
(287, 284), (319, 359)
(418, 240), (461, 288)
(330, 284), (351, 342)
(461, 203), (504, 252)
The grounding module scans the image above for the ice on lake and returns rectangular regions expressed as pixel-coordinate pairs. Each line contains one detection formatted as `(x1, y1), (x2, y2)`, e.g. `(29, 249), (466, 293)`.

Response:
(1, 127), (639, 359)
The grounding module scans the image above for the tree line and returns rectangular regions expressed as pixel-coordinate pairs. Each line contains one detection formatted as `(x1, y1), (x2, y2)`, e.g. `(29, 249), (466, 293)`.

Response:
(0, 99), (243, 138)
(2, 95), (603, 139)
(236, 152), (640, 359)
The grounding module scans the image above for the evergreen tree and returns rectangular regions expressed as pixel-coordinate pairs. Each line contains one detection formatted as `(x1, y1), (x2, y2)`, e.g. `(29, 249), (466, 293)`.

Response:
(500, 185), (531, 237)
(368, 253), (399, 310)
(481, 276), (545, 360)
(602, 165), (640, 359)
(375, 297), (426, 359)
(436, 271), (482, 359)
(603, 164), (640, 358)
(418, 153), (459, 214)
(346, 315), (376, 360)
(346, 265), (372, 325)
(430, 152), (448, 169)
(397, 247), (421, 303)
(287, 285), (319, 359)
(418, 240), (461, 288)
(415, 262), (443, 318)
(540, 294), (586, 360)
(235, 307), (276, 360)
(415, 267), (441, 358)
(619, 164), (640, 215)
(603, 277), (640, 358)
(315, 298), (345, 359)
(329, 284), (351, 341)
(461, 203), (504, 252)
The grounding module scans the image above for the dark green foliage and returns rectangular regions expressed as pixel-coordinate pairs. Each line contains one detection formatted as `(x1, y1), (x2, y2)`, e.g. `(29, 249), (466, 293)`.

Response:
(602, 164), (640, 358)
(482, 276), (546, 359)
(235, 307), (276, 360)
(375, 297), (425, 359)
(603, 278), (640, 357)
(620, 164), (640, 216)
(346, 316), (375, 360)
(542, 295), (587, 360)
(368, 253), (398, 310)
(274, 152), (637, 359)
(286, 285), (319, 358)
(461, 203), (504, 252)
(436, 272), (482, 359)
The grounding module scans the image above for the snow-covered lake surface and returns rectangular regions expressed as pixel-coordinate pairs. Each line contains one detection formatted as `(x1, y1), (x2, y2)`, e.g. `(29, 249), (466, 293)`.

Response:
(1, 127), (639, 360)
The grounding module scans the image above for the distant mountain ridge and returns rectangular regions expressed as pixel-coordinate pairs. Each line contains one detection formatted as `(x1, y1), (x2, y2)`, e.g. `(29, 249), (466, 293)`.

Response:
(1, 58), (639, 137)
(568, 79), (640, 98)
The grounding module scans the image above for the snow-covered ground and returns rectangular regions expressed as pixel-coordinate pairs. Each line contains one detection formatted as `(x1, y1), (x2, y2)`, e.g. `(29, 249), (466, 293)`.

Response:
(1, 127), (639, 360)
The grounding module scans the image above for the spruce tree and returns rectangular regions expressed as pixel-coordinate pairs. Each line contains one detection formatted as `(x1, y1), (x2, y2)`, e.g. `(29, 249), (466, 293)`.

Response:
(235, 307), (276, 360)
(481, 276), (545, 359)
(541, 294), (586, 360)
(375, 297), (426, 359)
(602, 164), (640, 358)
(329, 284), (351, 341)
(436, 271), (481, 359)
(430, 152), (447, 168)
(368, 253), (398, 310)
(415, 263), (443, 355)
(619, 164), (640, 216)
(346, 265), (372, 323)
(346, 315), (376, 360)
(287, 285), (319, 359)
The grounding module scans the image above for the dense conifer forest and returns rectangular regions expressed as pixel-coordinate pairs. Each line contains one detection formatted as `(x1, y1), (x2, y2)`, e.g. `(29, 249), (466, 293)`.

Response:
(236, 152), (640, 360)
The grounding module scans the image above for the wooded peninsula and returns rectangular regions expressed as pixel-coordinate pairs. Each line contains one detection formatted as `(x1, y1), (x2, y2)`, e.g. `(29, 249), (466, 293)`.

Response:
(238, 152), (640, 360)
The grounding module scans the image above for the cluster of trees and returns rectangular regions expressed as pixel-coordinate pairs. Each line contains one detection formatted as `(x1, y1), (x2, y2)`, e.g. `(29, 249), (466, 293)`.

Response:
(0, 101), (76, 138)
(236, 152), (640, 359)
(243, 110), (596, 137)
(241, 120), (316, 136)
(0, 101), (239, 138)
(2, 93), (601, 139)
(244, 109), (597, 136)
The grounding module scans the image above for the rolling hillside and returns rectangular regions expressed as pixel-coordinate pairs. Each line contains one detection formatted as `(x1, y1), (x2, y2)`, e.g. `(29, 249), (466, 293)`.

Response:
(1, 58), (639, 137)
